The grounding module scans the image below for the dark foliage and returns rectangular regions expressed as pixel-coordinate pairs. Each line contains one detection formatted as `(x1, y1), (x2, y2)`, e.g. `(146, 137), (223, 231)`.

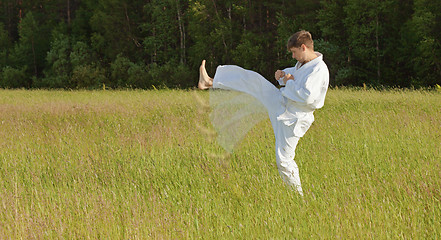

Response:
(0, 0), (439, 89)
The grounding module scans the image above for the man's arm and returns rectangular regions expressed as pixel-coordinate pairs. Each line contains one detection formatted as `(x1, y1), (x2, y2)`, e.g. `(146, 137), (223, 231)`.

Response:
(281, 67), (328, 107)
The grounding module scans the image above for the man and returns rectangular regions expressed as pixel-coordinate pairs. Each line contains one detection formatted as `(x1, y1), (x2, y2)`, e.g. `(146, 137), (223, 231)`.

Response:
(198, 30), (329, 195)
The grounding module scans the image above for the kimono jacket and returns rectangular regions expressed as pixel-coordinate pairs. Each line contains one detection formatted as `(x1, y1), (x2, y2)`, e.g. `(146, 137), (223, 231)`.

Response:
(277, 52), (329, 137)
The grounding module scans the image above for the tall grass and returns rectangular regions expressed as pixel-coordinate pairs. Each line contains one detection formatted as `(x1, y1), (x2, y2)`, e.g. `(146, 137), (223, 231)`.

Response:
(0, 88), (440, 238)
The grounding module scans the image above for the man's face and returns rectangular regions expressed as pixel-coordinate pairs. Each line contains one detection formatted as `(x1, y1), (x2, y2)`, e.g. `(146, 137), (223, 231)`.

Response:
(290, 45), (305, 63)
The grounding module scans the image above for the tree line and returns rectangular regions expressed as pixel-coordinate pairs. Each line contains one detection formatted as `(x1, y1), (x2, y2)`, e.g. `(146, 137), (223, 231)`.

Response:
(0, 0), (440, 89)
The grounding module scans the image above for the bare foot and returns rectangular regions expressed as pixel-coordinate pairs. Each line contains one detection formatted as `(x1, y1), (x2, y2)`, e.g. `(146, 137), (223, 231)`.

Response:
(198, 60), (213, 90)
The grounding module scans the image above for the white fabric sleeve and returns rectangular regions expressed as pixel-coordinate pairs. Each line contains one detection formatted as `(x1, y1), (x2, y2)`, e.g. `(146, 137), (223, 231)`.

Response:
(277, 78), (285, 86)
(283, 67), (296, 76)
(278, 66), (297, 86)
(281, 68), (326, 106)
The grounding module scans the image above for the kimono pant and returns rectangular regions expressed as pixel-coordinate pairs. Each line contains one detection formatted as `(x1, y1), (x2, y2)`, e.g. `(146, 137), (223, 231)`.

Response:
(212, 65), (304, 195)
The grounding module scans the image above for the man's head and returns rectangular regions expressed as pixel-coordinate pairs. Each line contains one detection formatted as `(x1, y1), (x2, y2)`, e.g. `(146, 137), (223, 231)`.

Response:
(287, 30), (315, 63)
(287, 30), (314, 50)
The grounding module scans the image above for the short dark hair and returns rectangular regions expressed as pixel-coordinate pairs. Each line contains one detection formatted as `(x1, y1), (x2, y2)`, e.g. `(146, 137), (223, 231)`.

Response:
(287, 30), (314, 50)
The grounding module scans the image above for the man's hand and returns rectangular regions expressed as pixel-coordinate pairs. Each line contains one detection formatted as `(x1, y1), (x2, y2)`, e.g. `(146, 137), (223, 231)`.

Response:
(275, 70), (285, 80)
(283, 74), (294, 84)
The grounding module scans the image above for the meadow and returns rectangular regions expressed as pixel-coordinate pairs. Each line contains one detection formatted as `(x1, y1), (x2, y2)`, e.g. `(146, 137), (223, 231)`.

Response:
(0, 88), (440, 239)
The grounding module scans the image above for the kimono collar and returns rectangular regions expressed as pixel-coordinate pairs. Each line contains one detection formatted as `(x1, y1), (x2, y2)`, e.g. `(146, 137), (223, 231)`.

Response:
(297, 52), (323, 69)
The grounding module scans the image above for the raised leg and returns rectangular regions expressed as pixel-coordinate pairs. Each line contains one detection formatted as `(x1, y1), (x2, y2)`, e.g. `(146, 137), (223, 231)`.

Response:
(198, 60), (213, 90)
(201, 61), (304, 195)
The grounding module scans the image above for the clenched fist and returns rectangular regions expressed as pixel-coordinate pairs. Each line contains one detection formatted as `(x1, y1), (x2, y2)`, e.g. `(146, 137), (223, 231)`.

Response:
(275, 70), (285, 80)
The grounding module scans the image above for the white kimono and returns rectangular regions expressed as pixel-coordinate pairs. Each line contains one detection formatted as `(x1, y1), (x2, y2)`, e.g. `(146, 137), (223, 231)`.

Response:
(212, 52), (329, 195)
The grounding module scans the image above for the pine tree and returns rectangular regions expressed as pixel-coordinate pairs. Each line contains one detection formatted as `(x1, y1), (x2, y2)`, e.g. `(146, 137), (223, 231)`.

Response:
(317, 0), (351, 86)
(89, 0), (145, 63)
(318, 0), (414, 87)
(42, 24), (72, 88)
(10, 11), (43, 86)
(0, 23), (11, 69)
(407, 0), (441, 86)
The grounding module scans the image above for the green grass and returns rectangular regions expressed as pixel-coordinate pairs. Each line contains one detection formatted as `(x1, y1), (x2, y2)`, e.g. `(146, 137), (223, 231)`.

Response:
(0, 88), (440, 239)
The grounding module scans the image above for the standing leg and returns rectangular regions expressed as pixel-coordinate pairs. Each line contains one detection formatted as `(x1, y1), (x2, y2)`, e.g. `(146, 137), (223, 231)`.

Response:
(274, 122), (304, 195)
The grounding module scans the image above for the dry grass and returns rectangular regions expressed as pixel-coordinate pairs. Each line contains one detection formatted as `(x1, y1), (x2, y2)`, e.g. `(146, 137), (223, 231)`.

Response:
(0, 88), (440, 238)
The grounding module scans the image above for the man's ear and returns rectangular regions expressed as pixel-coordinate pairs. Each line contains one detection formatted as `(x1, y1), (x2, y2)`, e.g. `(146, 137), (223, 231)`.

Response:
(301, 44), (307, 51)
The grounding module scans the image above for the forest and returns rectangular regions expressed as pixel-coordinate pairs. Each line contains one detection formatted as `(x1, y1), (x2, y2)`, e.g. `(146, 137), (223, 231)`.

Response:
(0, 0), (440, 89)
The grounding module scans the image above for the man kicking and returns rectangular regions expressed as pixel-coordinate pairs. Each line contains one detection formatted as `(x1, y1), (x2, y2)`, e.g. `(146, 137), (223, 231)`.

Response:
(198, 30), (329, 195)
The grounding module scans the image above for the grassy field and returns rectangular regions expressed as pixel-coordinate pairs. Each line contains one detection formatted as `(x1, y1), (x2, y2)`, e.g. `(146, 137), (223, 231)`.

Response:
(0, 88), (440, 239)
